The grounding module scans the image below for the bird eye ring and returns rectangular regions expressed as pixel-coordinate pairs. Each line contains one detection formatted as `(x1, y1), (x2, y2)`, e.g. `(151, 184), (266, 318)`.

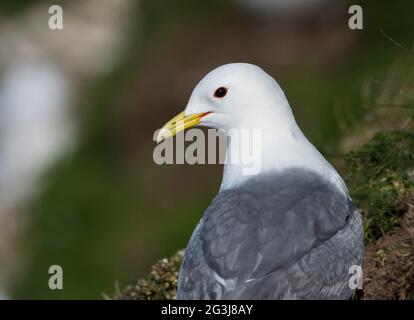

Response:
(214, 87), (228, 98)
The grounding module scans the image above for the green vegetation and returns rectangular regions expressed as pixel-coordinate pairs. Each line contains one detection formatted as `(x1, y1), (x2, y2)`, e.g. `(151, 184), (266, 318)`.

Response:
(346, 130), (414, 244)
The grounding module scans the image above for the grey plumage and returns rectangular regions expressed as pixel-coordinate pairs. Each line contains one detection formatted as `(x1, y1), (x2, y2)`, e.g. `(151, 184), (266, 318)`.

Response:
(177, 169), (364, 299)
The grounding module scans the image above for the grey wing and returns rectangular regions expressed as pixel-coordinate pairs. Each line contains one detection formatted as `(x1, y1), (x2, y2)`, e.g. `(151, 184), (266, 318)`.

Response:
(177, 223), (223, 299)
(177, 170), (364, 299)
(219, 205), (364, 299)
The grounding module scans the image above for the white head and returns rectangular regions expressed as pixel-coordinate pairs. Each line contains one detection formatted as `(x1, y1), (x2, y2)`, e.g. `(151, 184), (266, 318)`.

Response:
(157, 63), (346, 193)
(157, 63), (299, 141)
(184, 63), (297, 134)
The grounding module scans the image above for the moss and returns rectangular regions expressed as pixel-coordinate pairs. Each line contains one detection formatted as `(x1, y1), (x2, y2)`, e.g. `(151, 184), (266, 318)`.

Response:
(345, 130), (414, 244)
(113, 250), (184, 300)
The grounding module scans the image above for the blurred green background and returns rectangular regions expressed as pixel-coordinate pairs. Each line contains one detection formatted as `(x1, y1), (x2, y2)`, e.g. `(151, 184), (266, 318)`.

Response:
(0, 0), (412, 299)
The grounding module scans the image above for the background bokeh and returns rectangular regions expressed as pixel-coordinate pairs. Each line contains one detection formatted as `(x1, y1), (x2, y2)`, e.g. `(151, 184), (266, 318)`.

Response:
(0, 0), (412, 299)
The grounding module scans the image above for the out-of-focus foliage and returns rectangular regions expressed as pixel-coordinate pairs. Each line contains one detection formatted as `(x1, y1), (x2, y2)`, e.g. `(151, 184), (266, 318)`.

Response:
(0, 0), (40, 15)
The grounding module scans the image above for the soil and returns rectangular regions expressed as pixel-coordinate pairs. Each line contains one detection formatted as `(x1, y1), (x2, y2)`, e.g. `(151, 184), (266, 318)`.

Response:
(363, 196), (414, 299)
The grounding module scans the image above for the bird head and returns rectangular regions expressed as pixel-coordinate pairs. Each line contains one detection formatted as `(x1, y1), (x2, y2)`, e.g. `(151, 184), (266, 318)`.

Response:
(156, 63), (295, 142)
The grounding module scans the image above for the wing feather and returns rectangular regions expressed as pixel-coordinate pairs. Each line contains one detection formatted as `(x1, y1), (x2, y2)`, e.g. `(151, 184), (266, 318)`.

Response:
(177, 169), (364, 299)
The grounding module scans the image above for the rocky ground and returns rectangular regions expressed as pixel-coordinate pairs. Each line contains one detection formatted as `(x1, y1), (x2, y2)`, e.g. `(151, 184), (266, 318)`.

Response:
(363, 196), (414, 299)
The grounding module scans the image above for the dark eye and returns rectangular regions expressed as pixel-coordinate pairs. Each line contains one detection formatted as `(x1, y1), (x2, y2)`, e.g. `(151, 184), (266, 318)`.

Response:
(214, 87), (228, 98)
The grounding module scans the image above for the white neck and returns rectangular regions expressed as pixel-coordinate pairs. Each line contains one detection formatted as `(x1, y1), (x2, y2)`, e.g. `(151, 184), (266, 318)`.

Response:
(219, 123), (347, 196)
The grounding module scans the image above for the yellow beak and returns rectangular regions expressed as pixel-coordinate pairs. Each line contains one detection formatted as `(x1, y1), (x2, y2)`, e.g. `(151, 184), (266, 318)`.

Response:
(156, 111), (209, 142)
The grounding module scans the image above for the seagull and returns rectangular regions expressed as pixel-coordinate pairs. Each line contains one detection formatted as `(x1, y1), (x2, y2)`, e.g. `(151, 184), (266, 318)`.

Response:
(156, 63), (364, 299)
